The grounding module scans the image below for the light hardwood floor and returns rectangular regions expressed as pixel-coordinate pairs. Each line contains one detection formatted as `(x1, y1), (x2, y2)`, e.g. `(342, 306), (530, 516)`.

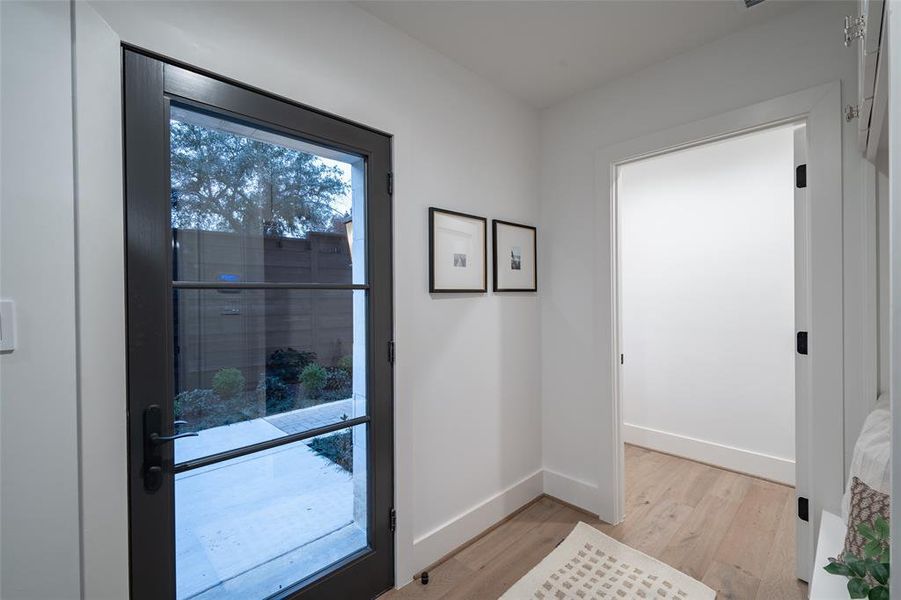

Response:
(382, 445), (808, 600)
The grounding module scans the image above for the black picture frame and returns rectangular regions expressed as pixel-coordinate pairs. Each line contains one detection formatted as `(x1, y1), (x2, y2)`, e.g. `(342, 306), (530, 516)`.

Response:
(429, 207), (488, 293)
(492, 219), (538, 292)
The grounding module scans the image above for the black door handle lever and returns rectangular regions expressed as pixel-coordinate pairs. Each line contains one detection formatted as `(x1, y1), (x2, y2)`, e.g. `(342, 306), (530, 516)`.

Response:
(143, 404), (198, 492)
(150, 431), (199, 445)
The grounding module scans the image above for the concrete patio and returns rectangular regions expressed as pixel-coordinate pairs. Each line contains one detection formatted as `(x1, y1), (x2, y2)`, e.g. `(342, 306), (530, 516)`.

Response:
(173, 399), (365, 600)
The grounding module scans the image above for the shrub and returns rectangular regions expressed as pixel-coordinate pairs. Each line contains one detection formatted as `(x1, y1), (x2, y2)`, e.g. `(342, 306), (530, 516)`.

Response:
(307, 429), (353, 472)
(300, 363), (328, 398)
(212, 368), (245, 400)
(266, 348), (317, 384)
(257, 374), (295, 415)
(173, 388), (217, 421)
(325, 366), (351, 392)
(337, 355), (353, 376)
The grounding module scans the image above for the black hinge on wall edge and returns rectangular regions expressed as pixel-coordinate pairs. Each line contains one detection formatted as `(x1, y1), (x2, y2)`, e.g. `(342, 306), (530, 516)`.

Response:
(388, 340), (396, 365)
(387, 172), (394, 195)
(389, 508), (397, 532)
(796, 164), (807, 188)
(798, 497), (809, 522)
(797, 331), (808, 355)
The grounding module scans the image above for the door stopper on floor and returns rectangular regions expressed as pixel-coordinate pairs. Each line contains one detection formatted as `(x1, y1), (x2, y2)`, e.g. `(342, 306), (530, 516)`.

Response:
(421, 571), (429, 585)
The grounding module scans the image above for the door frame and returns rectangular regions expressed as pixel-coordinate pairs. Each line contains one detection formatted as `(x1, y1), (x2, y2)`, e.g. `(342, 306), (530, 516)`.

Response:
(123, 46), (395, 600)
(600, 82), (844, 583)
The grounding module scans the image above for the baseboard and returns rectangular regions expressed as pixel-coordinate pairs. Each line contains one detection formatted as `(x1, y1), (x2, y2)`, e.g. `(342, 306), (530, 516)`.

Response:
(623, 423), (795, 485)
(542, 469), (600, 515)
(410, 469), (544, 575)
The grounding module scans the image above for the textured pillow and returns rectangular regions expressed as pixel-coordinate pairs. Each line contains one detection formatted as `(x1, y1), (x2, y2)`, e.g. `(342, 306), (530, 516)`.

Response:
(842, 395), (891, 522)
(841, 476), (890, 560)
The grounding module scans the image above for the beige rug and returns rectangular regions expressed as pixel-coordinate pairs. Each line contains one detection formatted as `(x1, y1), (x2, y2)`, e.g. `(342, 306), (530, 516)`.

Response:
(500, 522), (715, 599)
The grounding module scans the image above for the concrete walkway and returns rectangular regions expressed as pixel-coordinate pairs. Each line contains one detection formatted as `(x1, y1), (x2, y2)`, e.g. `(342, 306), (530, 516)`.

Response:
(266, 398), (354, 434)
(173, 398), (363, 599)
(175, 398), (354, 463)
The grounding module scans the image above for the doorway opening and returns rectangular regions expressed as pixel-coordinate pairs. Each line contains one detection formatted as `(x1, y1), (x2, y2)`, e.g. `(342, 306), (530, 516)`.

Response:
(613, 122), (809, 588)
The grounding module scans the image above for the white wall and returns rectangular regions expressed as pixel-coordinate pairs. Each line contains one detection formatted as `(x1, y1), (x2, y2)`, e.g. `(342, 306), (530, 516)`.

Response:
(73, 1), (542, 595)
(619, 126), (796, 484)
(0, 2), (83, 598)
(540, 1), (866, 516)
(876, 143), (890, 396)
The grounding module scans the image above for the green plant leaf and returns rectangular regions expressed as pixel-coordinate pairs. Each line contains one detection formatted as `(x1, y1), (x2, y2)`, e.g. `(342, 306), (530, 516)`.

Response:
(867, 561), (889, 585)
(865, 540), (884, 559)
(847, 578), (870, 599)
(824, 561), (851, 577)
(874, 517), (890, 540)
(859, 523), (879, 542)
(868, 585), (889, 600)
(846, 557), (868, 579)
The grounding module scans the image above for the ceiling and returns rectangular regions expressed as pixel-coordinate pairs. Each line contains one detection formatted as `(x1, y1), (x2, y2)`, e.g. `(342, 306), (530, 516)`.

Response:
(356, 0), (810, 109)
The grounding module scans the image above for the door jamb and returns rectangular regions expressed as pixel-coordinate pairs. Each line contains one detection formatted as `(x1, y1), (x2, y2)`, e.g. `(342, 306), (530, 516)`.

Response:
(600, 82), (845, 582)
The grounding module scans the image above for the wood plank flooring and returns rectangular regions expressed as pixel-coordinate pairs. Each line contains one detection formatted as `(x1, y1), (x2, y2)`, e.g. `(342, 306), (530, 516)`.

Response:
(382, 445), (807, 600)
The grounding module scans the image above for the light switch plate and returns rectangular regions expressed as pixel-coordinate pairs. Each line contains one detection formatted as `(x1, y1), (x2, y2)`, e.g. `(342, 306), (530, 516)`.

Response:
(0, 299), (16, 352)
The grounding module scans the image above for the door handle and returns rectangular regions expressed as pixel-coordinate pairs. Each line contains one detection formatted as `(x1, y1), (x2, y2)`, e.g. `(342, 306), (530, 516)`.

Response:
(143, 404), (198, 492)
(150, 431), (199, 445)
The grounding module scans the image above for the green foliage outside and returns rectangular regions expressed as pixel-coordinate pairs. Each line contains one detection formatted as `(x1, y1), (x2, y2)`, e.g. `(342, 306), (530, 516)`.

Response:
(257, 374), (296, 415)
(307, 429), (353, 472)
(174, 388), (252, 430)
(178, 350), (354, 430)
(337, 355), (353, 376)
(170, 119), (349, 238)
(308, 415), (352, 472)
(211, 367), (245, 400)
(266, 348), (317, 385)
(300, 363), (328, 398)
(824, 516), (890, 599)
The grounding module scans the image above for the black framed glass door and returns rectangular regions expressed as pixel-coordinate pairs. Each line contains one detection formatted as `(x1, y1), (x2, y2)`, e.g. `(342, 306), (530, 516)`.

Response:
(123, 48), (394, 600)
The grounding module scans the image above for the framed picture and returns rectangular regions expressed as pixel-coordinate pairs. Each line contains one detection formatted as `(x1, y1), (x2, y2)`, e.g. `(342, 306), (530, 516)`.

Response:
(492, 220), (537, 292)
(429, 207), (488, 293)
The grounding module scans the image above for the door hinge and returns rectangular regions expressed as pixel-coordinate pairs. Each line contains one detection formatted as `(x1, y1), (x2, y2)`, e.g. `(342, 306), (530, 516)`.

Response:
(798, 497), (809, 522)
(620, 354), (624, 365)
(795, 164), (807, 189)
(387, 172), (394, 195)
(845, 104), (861, 122)
(797, 331), (808, 355)
(843, 14), (866, 47)
(389, 508), (397, 532)
(388, 340), (395, 365)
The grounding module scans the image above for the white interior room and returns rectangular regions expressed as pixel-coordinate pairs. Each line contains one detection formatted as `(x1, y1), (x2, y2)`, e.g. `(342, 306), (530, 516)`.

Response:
(0, 1), (897, 599)
(618, 124), (799, 485)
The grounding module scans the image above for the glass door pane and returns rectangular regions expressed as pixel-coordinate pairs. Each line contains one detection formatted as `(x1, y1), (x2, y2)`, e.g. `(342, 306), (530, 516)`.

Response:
(172, 288), (367, 463)
(125, 51), (393, 600)
(169, 107), (371, 599)
(176, 425), (368, 600)
(170, 105), (367, 285)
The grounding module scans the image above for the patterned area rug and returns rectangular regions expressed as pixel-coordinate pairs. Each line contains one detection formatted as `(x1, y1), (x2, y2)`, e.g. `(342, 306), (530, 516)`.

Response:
(501, 522), (715, 599)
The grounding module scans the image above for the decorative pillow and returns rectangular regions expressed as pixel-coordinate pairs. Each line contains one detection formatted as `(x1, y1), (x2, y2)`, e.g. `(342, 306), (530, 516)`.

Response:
(842, 395), (891, 522)
(841, 476), (890, 560)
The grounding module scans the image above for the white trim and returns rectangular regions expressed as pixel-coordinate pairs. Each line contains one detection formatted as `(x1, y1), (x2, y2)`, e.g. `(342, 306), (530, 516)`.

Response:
(810, 510), (847, 599)
(600, 82), (845, 583)
(542, 469), (601, 514)
(887, 3), (900, 599)
(622, 424), (795, 485)
(406, 469), (543, 584)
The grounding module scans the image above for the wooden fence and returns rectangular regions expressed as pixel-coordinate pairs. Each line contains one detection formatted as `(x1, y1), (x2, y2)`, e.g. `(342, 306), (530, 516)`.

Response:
(173, 228), (354, 392)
